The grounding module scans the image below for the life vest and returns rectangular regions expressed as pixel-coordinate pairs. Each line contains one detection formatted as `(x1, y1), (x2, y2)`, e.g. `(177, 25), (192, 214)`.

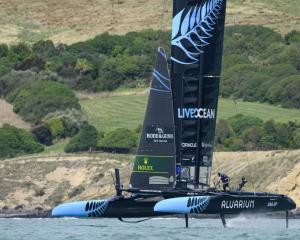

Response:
(220, 174), (229, 184)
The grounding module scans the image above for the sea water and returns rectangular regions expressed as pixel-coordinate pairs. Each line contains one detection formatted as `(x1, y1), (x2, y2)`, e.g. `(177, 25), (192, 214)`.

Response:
(1, 217), (300, 240)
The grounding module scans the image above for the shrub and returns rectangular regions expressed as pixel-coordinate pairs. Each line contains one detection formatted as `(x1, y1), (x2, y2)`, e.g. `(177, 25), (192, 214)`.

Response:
(0, 44), (8, 58)
(16, 54), (46, 72)
(214, 115), (300, 151)
(98, 128), (137, 152)
(31, 123), (53, 146)
(228, 114), (263, 135)
(284, 30), (300, 44)
(215, 119), (233, 144)
(44, 109), (87, 137)
(45, 118), (65, 139)
(10, 43), (31, 62)
(291, 129), (300, 148)
(32, 40), (57, 57)
(0, 124), (44, 159)
(266, 75), (300, 108)
(7, 80), (80, 123)
(0, 58), (13, 79)
(64, 124), (98, 153)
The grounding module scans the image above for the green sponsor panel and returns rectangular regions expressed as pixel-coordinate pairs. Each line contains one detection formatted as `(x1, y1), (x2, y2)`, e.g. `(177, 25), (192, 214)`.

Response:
(133, 155), (174, 173)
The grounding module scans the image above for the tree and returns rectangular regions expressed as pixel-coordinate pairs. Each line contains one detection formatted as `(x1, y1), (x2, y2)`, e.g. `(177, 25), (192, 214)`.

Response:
(44, 109), (88, 137)
(0, 44), (8, 58)
(31, 123), (53, 146)
(10, 43), (31, 62)
(228, 114), (263, 135)
(46, 118), (65, 139)
(284, 30), (300, 44)
(32, 40), (57, 57)
(65, 124), (98, 153)
(98, 128), (137, 152)
(16, 54), (46, 72)
(6, 80), (80, 123)
(0, 124), (44, 159)
(215, 119), (233, 144)
(291, 129), (300, 148)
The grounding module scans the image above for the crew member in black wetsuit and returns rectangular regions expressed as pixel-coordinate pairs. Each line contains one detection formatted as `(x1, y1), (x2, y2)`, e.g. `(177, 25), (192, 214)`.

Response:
(237, 176), (248, 191)
(216, 172), (230, 191)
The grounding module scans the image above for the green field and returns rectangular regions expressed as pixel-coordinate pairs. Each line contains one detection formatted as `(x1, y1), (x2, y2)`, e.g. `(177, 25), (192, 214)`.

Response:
(80, 94), (300, 132)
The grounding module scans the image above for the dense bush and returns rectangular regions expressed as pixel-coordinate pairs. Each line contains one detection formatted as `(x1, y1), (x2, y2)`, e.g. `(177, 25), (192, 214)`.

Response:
(44, 109), (88, 137)
(284, 30), (300, 44)
(215, 114), (300, 151)
(97, 128), (137, 152)
(64, 124), (98, 153)
(5, 79), (80, 123)
(0, 26), (299, 108)
(221, 26), (300, 108)
(31, 123), (53, 146)
(0, 124), (44, 159)
(45, 118), (65, 139)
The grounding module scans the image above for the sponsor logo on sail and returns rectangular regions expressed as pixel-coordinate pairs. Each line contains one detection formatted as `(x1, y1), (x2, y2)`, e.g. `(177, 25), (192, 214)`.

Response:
(221, 200), (255, 209)
(137, 157), (154, 171)
(201, 142), (213, 148)
(177, 108), (215, 119)
(181, 142), (197, 148)
(146, 126), (174, 143)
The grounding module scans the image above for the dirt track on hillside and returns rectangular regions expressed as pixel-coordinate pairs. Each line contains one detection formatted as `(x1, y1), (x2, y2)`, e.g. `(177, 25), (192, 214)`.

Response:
(0, 99), (30, 129)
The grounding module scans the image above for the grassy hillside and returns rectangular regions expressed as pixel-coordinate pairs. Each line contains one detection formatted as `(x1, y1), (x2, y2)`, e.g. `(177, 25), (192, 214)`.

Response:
(0, 0), (299, 45)
(80, 93), (300, 132)
(0, 150), (299, 211)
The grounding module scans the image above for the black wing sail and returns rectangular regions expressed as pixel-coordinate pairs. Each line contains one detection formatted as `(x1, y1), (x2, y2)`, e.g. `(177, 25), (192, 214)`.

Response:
(171, 0), (227, 189)
(130, 47), (176, 190)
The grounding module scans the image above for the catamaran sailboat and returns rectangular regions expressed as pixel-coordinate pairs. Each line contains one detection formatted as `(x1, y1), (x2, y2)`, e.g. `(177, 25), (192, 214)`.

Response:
(52, 0), (296, 227)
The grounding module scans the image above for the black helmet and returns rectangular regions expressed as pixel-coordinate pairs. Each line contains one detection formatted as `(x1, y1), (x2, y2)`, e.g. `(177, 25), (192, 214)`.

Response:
(218, 172), (221, 177)
(242, 176), (245, 180)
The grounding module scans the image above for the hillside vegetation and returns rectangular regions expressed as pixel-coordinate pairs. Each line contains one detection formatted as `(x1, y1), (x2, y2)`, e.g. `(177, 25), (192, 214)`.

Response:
(0, 0), (299, 45)
(1, 26), (299, 109)
(80, 94), (300, 132)
(0, 150), (299, 211)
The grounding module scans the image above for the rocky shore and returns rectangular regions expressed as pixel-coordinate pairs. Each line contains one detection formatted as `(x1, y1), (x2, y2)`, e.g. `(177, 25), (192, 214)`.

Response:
(1, 150), (300, 218)
(0, 208), (51, 218)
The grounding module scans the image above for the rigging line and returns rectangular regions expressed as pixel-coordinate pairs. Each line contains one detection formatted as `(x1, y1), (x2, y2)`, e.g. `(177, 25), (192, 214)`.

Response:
(246, 151), (256, 195)
(232, 98), (255, 194)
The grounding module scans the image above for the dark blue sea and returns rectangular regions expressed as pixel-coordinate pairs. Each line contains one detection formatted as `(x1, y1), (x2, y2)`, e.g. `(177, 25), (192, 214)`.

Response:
(1, 217), (300, 240)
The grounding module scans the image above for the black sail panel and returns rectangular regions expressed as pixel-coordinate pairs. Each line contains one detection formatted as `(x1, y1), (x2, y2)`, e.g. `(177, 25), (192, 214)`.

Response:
(171, 0), (227, 188)
(130, 47), (176, 190)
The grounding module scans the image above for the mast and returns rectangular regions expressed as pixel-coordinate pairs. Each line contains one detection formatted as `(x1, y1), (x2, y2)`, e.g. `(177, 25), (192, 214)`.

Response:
(130, 48), (176, 190)
(171, 0), (227, 189)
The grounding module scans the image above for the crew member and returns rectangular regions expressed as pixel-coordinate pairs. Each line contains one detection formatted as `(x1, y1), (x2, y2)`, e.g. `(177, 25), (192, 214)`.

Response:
(237, 176), (248, 191)
(216, 172), (230, 191)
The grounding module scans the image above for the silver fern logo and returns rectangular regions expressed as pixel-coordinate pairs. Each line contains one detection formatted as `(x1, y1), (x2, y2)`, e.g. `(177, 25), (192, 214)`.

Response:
(187, 196), (210, 213)
(85, 200), (109, 217)
(171, 0), (224, 64)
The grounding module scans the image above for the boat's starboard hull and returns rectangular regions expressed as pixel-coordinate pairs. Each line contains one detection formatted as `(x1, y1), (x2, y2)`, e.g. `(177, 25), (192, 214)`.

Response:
(154, 194), (296, 214)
